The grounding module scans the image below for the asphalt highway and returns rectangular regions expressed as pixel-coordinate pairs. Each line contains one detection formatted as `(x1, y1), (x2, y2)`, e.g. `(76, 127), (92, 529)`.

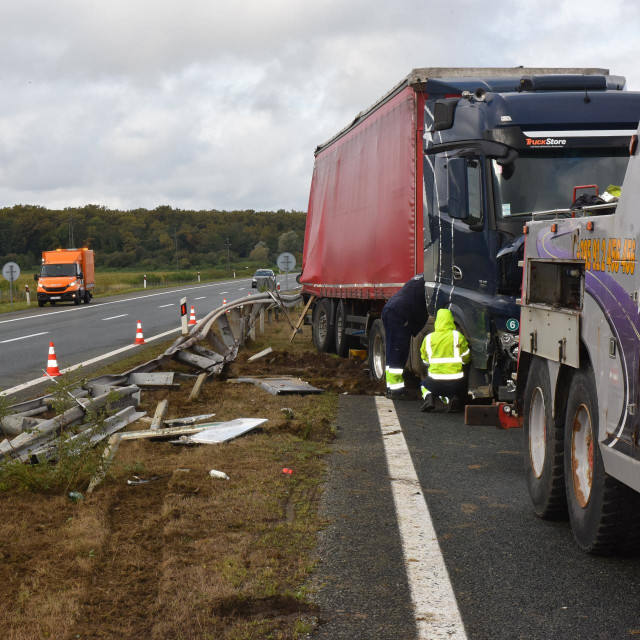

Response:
(311, 395), (640, 639)
(0, 277), (276, 393)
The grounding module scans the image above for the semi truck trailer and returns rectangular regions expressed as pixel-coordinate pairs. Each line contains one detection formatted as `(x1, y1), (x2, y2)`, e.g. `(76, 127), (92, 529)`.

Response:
(517, 129), (640, 553)
(300, 67), (640, 400)
(35, 248), (95, 306)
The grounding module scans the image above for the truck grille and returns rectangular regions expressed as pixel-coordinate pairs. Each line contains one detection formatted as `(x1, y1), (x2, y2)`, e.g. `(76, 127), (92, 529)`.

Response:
(43, 286), (67, 293)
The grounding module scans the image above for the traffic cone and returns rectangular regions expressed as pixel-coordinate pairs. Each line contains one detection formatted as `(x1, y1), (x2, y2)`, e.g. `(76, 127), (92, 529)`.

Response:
(134, 320), (145, 345)
(44, 341), (61, 377)
(188, 305), (197, 326)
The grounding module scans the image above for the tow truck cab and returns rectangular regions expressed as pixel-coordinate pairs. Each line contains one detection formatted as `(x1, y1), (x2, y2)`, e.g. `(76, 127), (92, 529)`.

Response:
(35, 248), (95, 306)
(423, 73), (640, 400)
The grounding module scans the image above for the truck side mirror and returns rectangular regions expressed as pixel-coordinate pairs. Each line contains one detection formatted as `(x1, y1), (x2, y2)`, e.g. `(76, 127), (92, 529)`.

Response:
(446, 158), (468, 220)
(34, 274), (39, 281)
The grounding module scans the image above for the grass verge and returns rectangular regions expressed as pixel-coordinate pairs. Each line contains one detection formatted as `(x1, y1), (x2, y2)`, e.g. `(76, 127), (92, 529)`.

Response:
(0, 318), (374, 638)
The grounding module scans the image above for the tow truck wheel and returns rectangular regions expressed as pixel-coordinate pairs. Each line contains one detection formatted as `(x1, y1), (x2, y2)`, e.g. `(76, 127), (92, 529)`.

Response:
(312, 299), (335, 353)
(334, 300), (353, 357)
(38, 300), (44, 308)
(74, 296), (80, 305)
(564, 366), (640, 554)
(85, 291), (91, 304)
(368, 319), (386, 382)
(523, 357), (567, 519)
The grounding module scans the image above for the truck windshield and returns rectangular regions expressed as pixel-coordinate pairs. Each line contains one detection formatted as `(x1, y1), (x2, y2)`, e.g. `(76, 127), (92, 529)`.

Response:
(492, 148), (629, 218)
(41, 264), (76, 277)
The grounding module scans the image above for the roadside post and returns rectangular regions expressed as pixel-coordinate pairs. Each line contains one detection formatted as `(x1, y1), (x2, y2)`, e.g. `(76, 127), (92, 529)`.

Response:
(276, 252), (296, 292)
(2, 261), (21, 309)
(25, 284), (30, 305)
(143, 274), (147, 289)
(180, 297), (188, 335)
(198, 271), (201, 283)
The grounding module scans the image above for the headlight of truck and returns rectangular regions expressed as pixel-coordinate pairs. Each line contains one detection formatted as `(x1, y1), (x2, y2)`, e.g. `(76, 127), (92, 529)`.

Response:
(68, 280), (77, 287)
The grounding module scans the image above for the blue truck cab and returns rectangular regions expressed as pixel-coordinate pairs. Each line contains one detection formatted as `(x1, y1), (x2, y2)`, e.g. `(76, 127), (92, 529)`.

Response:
(420, 70), (640, 400)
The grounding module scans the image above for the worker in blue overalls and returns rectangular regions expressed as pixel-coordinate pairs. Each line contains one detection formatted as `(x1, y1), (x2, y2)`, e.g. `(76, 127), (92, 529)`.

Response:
(381, 274), (428, 399)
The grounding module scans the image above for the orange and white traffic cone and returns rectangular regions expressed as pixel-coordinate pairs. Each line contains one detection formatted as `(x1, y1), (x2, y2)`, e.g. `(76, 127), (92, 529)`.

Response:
(43, 341), (61, 377)
(188, 305), (197, 326)
(134, 320), (145, 345)
(223, 298), (228, 314)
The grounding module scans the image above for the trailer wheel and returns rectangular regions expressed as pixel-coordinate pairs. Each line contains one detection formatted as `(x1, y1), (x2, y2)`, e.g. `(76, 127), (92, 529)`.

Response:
(523, 357), (567, 519)
(334, 300), (353, 357)
(564, 366), (640, 553)
(312, 298), (334, 353)
(368, 319), (386, 382)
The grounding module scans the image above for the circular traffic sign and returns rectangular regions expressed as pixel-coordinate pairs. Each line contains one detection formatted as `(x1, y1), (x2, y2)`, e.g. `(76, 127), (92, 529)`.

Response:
(2, 261), (20, 282)
(276, 252), (296, 272)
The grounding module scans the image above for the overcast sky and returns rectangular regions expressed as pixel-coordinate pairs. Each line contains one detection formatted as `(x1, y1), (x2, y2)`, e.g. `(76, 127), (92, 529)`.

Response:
(1, 0), (639, 212)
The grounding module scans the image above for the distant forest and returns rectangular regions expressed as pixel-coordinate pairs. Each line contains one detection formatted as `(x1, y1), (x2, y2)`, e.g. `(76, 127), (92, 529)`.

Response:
(0, 205), (307, 270)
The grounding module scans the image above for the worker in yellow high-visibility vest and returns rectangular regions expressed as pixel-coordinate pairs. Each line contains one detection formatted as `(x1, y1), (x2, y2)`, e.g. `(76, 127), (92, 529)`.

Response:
(419, 308), (470, 413)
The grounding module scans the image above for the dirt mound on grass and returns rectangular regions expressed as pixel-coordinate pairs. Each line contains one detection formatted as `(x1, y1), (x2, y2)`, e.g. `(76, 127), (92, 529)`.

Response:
(228, 349), (385, 395)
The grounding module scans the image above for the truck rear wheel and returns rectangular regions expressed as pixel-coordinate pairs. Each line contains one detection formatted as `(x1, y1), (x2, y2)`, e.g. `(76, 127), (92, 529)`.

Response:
(368, 319), (385, 382)
(84, 290), (91, 304)
(523, 357), (567, 519)
(312, 299), (334, 353)
(335, 300), (353, 357)
(564, 366), (640, 553)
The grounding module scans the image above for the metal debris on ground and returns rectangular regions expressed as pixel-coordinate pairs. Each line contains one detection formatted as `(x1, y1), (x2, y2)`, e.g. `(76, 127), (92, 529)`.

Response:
(228, 377), (322, 395)
(127, 476), (160, 485)
(128, 372), (179, 388)
(247, 347), (273, 362)
(183, 418), (267, 444)
(164, 413), (216, 426)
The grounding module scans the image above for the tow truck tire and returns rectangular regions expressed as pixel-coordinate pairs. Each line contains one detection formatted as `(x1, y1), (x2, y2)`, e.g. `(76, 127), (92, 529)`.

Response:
(74, 296), (80, 305)
(312, 299), (334, 353)
(523, 357), (567, 519)
(368, 319), (386, 382)
(564, 366), (640, 554)
(334, 300), (353, 357)
(85, 291), (91, 304)
(38, 300), (44, 308)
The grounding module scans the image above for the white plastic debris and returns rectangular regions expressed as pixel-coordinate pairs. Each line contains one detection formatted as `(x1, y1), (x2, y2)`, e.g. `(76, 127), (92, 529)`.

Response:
(209, 469), (230, 480)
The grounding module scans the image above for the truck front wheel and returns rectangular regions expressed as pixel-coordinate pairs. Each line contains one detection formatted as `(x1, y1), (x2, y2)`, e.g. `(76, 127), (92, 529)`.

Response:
(523, 357), (567, 519)
(564, 366), (640, 553)
(38, 300), (45, 308)
(368, 319), (386, 382)
(312, 299), (334, 353)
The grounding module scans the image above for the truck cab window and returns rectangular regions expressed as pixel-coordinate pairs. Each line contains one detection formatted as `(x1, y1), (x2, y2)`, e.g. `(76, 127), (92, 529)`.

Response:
(467, 159), (483, 225)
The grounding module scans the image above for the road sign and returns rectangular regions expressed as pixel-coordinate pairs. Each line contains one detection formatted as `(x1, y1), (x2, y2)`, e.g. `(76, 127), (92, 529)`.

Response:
(276, 252), (296, 272)
(2, 261), (20, 307)
(277, 252), (296, 291)
(2, 261), (20, 282)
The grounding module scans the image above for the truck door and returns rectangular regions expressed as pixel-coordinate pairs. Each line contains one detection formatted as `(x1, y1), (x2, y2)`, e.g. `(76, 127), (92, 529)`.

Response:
(450, 156), (493, 296)
(424, 153), (453, 310)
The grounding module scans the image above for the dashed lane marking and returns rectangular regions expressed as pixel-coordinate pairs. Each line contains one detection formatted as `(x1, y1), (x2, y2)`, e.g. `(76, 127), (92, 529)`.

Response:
(158, 304), (174, 308)
(375, 396), (467, 639)
(0, 331), (49, 344)
(194, 296), (206, 300)
(0, 327), (181, 396)
(102, 314), (128, 321)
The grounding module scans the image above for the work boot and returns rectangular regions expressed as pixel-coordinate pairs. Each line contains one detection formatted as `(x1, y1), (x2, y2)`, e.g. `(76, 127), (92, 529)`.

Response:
(446, 397), (462, 413)
(420, 394), (435, 412)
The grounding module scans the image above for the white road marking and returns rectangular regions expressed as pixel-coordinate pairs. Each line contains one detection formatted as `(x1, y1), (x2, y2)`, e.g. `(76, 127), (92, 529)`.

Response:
(0, 331), (49, 344)
(0, 327), (181, 396)
(237, 288), (245, 290)
(0, 279), (252, 325)
(375, 396), (467, 639)
(102, 314), (128, 321)
(220, 291), (228, 294)
(194, 296), (206, 300)
(158, 303), (174, 308)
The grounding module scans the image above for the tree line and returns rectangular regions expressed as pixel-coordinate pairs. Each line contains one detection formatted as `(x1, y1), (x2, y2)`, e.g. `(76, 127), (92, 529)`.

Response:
(0, 204), (307, 270)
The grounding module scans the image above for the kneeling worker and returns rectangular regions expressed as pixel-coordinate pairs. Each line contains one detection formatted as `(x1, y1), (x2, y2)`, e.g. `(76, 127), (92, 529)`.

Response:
(382, 274), (427, 398)
(420, 308), (470, 412)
